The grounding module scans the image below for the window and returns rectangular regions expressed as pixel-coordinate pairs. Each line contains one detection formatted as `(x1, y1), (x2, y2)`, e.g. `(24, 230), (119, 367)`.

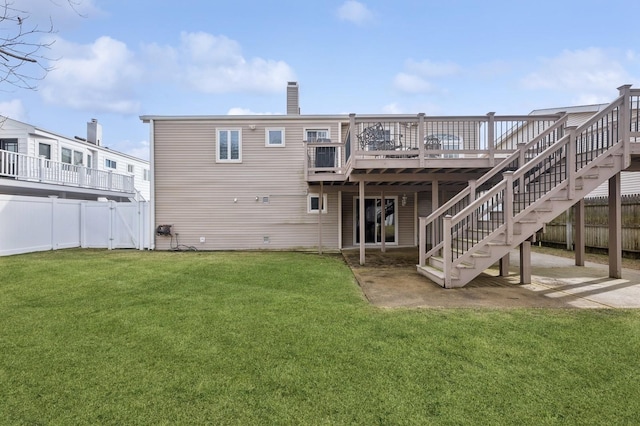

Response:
(127, 164), (134, 174)
(217, 129), (242, 162)
(305, 129), (330, 142)
(61, 147), (83, 166)
(265, 128), (285, 147)
(73, 151), (83, 166)
(38, 143), (51, 159)
(61, 147), (72, 164)
(308, 193), (328, 214)
(105, 159), (117, 169)
(143, 169), (150, 181)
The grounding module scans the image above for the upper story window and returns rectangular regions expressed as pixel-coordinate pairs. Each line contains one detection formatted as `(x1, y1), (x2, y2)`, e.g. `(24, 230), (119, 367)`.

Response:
(143, 169), (150, 181)
(305, 129), (330, 143)
(217, 129), (242, 162)
(127, 164), (134, 174)
(61, 147), (83, 166)
(105, 159), (117, 169)
(265, 128), (285, 147)
(38, 143), (51, 160)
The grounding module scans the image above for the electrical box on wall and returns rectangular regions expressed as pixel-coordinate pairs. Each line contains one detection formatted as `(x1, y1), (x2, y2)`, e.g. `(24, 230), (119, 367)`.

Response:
(156, 224), (172, 236)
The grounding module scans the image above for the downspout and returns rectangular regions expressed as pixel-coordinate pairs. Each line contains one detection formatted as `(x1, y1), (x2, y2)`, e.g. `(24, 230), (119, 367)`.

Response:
(149, 119), (156, 250)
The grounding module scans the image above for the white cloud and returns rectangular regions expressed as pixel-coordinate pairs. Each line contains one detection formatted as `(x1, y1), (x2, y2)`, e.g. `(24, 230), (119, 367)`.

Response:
(392, 59), (460, 94)
(143, 32), (295, 95)
(393, 73), (432, 94)
(42, 36), (142, 113)
(0, 99), (27, 121)
(521, 48), (636, 103)
(337, 1), (374, 26)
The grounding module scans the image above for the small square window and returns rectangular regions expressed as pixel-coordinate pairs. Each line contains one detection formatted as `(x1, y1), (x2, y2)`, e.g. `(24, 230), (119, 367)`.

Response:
(265, 128), (285, 147)
(127, 164), (134, 173)
(105, 159), (117, 169)
(308, 193), (328, 214)
(262, 196), (270, 204)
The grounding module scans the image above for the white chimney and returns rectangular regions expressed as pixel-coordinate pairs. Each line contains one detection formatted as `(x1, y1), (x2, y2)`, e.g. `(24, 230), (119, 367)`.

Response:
(87, 118), (102, 146)
(287, 82), (300, 115)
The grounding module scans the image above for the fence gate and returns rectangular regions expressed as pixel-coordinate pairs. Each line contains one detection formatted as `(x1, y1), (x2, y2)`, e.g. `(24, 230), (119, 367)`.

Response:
(82, 200), (149, 250)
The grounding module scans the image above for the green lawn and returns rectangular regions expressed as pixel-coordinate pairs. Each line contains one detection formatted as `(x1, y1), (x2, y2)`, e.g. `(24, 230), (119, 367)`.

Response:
(1, 249), (639, 425)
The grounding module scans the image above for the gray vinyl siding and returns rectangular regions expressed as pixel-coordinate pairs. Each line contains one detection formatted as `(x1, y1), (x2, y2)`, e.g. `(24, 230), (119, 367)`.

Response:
(153, 118), (341, 251)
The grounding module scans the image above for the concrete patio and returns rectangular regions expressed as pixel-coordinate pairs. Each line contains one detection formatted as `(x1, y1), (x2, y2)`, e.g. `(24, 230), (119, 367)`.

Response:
(342, 248), (640, 309)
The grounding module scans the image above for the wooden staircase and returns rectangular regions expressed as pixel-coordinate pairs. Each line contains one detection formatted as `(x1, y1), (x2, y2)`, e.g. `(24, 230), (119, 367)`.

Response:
(417, 85), (637, 288)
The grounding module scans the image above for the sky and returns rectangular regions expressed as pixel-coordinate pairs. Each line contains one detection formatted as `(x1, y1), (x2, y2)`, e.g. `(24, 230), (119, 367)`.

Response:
(2, 0), (640, 161)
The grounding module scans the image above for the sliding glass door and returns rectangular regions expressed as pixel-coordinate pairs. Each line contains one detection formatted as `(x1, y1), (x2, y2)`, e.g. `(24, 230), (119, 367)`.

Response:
(354, 197), (397, 244)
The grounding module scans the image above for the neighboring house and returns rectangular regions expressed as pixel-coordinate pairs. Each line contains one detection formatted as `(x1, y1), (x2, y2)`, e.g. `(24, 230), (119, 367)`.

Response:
(143, 82), (640, 288)
(0, 117), (150, 201)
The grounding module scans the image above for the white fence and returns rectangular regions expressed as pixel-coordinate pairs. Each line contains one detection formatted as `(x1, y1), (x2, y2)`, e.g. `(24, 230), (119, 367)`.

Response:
(0, 194), (149, 256)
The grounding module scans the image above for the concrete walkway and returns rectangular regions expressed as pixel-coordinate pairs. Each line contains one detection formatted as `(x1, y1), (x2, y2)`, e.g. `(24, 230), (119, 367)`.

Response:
(512, 251), (640, 308)
(343, 248), (640, 308)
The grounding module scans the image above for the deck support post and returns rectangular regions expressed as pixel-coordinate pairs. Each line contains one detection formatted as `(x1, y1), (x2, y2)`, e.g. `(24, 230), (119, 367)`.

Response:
(519, 238), (531, 284)
(575, 199), (585, 266)
(609, 173), (622, 278)
(380, 190), (386, 253)
(359, 180), (366, 265)
(318, 181), (323, 255)
(499, 255), (510, 277)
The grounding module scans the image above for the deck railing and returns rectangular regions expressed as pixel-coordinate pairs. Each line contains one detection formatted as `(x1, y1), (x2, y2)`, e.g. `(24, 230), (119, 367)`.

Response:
(0, 149), (135, 193)
(306, 112), (563, 178)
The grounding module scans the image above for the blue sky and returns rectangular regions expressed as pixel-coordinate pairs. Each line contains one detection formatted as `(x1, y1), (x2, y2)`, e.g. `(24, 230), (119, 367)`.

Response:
(2, 0), (640, 160)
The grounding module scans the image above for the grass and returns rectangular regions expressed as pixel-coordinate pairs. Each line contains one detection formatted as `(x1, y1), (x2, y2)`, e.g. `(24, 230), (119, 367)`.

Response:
(1, 249), (640, 424)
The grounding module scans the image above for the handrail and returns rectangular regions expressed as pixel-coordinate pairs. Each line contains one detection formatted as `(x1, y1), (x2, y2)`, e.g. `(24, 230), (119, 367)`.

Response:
(418, 114), (568, 263)
(441, 93), (626, 281)
(0, 149), (135, 193)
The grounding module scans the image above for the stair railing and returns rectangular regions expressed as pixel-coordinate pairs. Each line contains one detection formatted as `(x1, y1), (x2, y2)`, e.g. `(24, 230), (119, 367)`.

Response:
(441, 90), (628, 287)
(419, 114), (568, 266)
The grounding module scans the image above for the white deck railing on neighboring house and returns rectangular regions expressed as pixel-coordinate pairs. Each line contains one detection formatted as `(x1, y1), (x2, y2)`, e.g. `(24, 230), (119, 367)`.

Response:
(0, 149), (135, 194)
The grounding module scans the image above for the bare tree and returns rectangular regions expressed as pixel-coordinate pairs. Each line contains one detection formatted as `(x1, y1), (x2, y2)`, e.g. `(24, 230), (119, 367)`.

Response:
(0, 0), (82, 91)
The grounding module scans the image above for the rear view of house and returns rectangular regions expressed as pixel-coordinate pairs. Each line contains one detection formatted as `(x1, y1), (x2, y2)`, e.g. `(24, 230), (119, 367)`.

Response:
(143, 82), (640, 288)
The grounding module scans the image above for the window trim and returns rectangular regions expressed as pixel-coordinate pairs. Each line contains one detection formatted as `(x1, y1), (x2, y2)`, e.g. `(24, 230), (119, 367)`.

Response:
(265, 128), (285, 147)
(216, 128), (242, 163)
(308, 193), (328, 214)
